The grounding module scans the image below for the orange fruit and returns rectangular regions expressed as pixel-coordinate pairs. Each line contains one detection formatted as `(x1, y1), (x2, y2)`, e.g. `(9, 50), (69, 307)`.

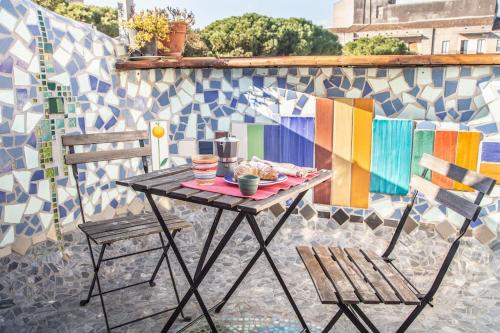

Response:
(152, 125), (165, 139)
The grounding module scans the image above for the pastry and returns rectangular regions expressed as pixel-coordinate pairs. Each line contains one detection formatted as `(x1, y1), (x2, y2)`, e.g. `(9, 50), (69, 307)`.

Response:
(234, 161), (279, 181)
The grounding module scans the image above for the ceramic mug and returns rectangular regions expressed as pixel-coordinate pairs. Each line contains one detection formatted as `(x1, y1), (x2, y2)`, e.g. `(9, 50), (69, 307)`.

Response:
(238, 175), (260, 196)
(192, 155), (218, 185)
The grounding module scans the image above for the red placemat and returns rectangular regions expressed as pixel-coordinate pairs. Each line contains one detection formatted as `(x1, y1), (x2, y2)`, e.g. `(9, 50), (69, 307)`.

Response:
(181, 174), (315, 200)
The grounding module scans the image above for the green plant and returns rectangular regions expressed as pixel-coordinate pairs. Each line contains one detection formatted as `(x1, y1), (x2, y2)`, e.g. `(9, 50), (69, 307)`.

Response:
(200, 13), (342, 57)
(35, 0), (119, 37)
(125, 9), (170, 52)
(184, 29), (209, 57)
(164, 6), (195, 25)
(343, 35), (411, 55)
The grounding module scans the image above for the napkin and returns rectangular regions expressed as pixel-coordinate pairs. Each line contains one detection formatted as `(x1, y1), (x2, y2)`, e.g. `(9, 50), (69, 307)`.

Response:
(250, 156), (317, 178)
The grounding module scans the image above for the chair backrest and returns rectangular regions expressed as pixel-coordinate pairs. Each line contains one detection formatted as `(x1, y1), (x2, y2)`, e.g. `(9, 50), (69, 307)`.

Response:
(61, 130), (151, 223)
(382, 153), (496, 258)
(409, 153), (496, 303)
(62, 130), (151, 165)
(413, 153), (496, 220)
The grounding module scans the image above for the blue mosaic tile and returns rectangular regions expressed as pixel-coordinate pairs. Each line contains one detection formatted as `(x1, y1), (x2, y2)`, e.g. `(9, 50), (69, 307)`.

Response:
(362, 82), (372, 97)
(97, 80), (111, 93)
(460, 67), (471, 77)
(435, 97), (445, 112)
(327, 88), (344, 97)
(444, 80), (457, 97)
(376, 69), (387, 77)
(89, 75), (98, 90)
(0, 56), (13, 73)
(403, 68), (415, 87)
(31, 170), (44, 181)
(204, 90), (218, 103)
(457, 98), (471, 111)
(432, 68), (444, 87)
(353, 77), (364, 90)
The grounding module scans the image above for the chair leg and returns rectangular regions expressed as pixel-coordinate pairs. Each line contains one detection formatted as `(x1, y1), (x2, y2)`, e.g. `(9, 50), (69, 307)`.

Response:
(322, 309), (344, 333)
(149, 231), (177, 287)
(338, 303), (370, 333)
(86, 240), (111, 332)
(396, 302), (428, 333)
(80, 237), (99, 306)
(351, 304), (379, 333)
(161, 233), (191, 322)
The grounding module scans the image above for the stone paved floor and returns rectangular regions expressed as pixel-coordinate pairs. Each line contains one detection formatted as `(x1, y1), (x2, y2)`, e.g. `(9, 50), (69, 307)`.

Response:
(1, 204), (500, 332)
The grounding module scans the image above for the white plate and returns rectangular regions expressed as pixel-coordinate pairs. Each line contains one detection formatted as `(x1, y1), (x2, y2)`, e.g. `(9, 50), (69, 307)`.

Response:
(224, 174), (288, 187)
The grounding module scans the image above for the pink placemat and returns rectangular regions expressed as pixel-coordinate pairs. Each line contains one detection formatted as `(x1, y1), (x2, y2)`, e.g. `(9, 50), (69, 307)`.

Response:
(181, 174), (315, 200)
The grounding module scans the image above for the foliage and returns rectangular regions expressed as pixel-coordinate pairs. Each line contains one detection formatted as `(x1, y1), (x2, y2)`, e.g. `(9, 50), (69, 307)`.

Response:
(343, 35), (411, 56)
(184, 29), (209, 57)
(125, 9), (170, 52)
(35, 0), (119, 37)
(164, 6), (195, 25)
(200, 13), (342, 57)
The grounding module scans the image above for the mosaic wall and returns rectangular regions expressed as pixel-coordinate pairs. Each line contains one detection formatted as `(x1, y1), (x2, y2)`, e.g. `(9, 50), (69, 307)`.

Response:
(0, 0), (499, 256)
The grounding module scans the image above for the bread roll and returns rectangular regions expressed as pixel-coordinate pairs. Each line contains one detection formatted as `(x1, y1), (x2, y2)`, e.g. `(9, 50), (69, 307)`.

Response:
(234, 161), (279, 181)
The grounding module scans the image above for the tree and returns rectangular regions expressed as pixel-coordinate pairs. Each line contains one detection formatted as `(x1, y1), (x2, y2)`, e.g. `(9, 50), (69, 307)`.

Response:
(342, 35), (411, 56)
(200, 13), (342, 57)
(35, 0), (119, 37)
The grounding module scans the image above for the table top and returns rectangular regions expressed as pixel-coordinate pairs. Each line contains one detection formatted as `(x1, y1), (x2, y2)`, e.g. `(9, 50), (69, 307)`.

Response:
(117, 165), (332, 214)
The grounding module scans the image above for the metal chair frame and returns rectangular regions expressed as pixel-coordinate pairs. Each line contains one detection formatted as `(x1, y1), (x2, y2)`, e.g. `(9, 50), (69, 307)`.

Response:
(63, 133), (189, 332)
(306, 157), (496, 333)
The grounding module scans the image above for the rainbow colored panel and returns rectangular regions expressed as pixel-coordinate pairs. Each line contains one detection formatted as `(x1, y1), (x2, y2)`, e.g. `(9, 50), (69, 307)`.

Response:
(370, 119), (414, 195)
(411, 130), (435, 180)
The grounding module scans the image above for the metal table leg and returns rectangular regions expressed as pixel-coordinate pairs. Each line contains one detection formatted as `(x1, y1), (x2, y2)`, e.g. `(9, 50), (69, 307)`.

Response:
(145, 192), (218, 332)
(246, 214), (310, 332)
(215, 191), (307, 313)
(156, 204), (247, 333)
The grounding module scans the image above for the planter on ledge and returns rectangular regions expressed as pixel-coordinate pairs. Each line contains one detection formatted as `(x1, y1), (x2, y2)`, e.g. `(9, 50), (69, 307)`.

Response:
(159, 21), (188, 57)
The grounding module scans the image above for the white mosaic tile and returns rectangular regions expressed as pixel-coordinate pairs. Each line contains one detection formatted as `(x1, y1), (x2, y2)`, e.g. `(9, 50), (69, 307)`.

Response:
(0, 174), (14, 192)
(4, 203), (26, 224)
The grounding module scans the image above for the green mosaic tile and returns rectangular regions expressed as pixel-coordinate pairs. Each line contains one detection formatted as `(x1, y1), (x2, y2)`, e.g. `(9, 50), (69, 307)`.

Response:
(47, 82), (56, 91)
(68, 117), (76, 128)
(48, 97), (64, 114)
(44, 43), (53, 54)
(68, 104), (76, 113)
(55, 119), (64, 129)
(38, 120), (52, 142)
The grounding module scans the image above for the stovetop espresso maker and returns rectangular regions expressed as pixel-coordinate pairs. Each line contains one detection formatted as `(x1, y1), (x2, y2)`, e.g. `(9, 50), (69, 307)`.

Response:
(215, 133), (239, 177)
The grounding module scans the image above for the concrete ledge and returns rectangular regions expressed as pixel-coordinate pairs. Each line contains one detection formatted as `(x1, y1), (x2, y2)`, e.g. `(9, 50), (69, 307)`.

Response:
(116, 54), (500, 70)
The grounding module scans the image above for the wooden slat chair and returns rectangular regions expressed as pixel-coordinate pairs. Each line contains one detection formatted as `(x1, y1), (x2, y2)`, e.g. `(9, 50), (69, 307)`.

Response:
(61, 130), (191, 332)
(297, 154), (496, 333)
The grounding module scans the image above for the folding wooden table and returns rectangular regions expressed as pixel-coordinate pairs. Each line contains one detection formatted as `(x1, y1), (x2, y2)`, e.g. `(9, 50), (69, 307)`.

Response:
(117, 165), (332, 332)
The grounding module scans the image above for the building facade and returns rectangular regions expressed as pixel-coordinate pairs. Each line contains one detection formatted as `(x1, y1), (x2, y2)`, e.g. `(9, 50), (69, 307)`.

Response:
(331, 0), (500, 55)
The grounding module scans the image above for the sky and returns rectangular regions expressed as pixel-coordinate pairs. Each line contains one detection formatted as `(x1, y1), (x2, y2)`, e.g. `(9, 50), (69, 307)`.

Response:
(82, 0), (500, 29)
(83, 0), (334, 28)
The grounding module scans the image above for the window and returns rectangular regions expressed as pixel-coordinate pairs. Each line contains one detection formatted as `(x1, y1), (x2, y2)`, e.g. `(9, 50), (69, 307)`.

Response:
(496, 40), (500, 52)
(408, 42), (418, 53)
(477, 39), (485, 53)
(460, 40), (468, 54)
(441, 40), (449, 54)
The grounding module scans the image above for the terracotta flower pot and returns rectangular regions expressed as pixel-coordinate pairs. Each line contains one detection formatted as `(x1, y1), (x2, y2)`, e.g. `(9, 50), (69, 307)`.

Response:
(160, 21), (188, 57)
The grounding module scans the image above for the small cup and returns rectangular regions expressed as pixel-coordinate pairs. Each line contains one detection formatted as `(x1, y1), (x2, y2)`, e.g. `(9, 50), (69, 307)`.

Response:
(238, 175), (260, 196)
(192, 155), (218, 185)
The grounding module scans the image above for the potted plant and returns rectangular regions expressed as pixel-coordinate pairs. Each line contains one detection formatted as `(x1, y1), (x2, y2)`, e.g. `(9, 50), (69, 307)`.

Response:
(125, 9), (170, 57)
(159, 7), (195, 57)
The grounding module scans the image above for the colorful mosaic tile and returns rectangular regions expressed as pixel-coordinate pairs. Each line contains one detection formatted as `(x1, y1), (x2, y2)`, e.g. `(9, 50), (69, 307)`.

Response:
(0, 0), (499, 254)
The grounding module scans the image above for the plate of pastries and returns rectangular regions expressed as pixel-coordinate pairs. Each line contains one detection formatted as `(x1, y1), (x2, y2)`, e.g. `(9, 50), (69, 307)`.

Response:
(224, 161), (288, 186)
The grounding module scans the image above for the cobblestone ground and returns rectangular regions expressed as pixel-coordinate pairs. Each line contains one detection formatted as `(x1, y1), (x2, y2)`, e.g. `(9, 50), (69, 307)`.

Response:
(1, 204), (499, 333)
